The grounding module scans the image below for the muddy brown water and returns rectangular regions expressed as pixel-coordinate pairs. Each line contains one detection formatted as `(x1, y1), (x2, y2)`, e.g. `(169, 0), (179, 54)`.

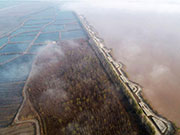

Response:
(74, 8), (180, 127)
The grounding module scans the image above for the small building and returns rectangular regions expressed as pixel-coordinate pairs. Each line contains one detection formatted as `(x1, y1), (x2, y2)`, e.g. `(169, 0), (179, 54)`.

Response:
(152, 117), (167, 133)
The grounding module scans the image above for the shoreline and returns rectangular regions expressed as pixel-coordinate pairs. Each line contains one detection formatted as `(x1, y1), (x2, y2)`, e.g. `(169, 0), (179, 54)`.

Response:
(77, 13), (176, 135)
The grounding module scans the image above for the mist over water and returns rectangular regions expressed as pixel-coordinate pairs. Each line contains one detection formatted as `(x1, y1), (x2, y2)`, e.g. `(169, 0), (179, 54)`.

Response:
(60, 0), (180, 126)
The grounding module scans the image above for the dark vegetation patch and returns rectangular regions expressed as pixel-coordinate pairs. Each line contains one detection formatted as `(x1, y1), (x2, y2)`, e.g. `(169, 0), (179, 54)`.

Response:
(27, 39), (150, 135)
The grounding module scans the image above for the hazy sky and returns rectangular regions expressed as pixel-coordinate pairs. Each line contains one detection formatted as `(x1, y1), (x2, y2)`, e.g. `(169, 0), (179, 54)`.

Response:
(58, 0), (180, 14)
(6, 0), (179, 13)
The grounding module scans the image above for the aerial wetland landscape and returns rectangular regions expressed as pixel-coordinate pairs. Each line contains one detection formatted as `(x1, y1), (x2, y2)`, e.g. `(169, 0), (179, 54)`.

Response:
(0, 1), (179, 135)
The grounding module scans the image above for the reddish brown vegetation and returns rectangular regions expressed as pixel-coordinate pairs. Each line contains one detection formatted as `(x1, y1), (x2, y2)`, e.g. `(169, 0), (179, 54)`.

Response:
(26, 39), (149, 135)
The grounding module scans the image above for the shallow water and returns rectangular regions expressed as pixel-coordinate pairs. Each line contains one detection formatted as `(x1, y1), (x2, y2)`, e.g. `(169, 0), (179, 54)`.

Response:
(0, 43), (29, 53)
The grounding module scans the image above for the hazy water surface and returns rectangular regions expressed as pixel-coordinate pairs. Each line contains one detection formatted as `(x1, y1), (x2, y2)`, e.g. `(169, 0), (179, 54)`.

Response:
(63, 2), (180, 126)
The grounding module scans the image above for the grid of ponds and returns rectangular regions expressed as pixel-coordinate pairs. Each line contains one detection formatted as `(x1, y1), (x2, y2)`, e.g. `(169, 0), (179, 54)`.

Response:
(0, 7), (87, 127)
